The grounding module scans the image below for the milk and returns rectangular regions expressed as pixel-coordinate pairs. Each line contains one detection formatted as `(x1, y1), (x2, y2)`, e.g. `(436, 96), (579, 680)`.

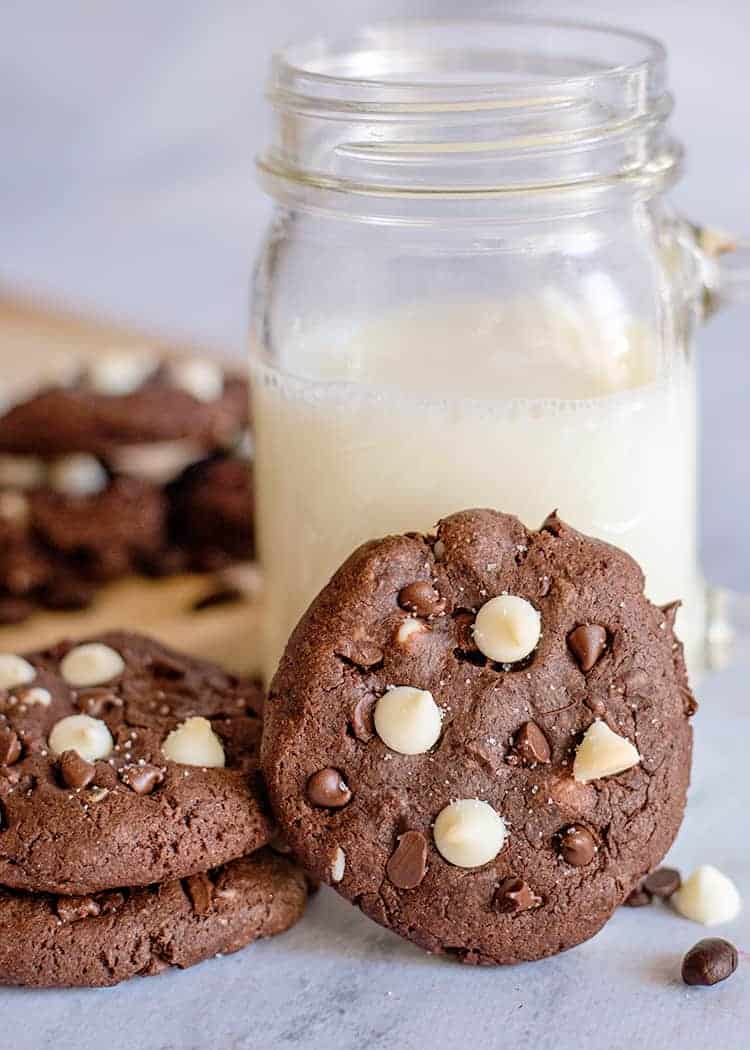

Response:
(251, 293), (701, 677)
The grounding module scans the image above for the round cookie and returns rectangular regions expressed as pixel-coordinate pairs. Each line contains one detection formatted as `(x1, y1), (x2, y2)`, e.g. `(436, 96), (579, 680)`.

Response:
(0, 848), (307, 988)
(262, 509), (695, 965)
(169, 455), (255, 569)
(0, 356), (249, 457)
(0, 631), (272, 894)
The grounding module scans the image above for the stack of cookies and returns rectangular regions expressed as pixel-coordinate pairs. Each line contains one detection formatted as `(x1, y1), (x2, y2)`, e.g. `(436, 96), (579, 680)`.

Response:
(262, 509), (696, 965)
(0, 349), (254, 624)
(0, 631), (308, 987)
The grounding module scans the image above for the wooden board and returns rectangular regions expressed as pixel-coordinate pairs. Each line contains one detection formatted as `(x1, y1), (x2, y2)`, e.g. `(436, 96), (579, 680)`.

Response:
(0, 291), (263, 674)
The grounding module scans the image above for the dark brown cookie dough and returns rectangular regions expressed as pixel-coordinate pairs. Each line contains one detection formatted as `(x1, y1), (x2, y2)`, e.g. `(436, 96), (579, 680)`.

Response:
(0, 364), (249, 457)
(262, 509), (695, 965)
(169, 455), (254, 569)
(0, 631), (272, 894)
(0, 848), (307, 988)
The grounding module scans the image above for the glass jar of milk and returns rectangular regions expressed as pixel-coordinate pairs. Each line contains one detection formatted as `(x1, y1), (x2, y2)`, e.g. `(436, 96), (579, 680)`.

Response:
(251, 19), (748, 678)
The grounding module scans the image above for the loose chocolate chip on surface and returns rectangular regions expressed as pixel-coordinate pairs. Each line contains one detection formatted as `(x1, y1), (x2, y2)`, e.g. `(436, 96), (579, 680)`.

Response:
(335, 639), (384, 669)
(624, 884), (652, 908)
(56, 895), (101, 923)
(386, 830), (428, 890)
(307, 768), (352, 808)
(59, 749), (96, 790)
(643, 867), (681, 899)
(682, 938), (738, 987)
(492, 877), (542, 914)
(0, 728), (21, 766)
(120, 764), (163, 795)
(568, 625), (608, 672)
(185, 872), (214, 916)
(512, 722), (551, 766)
(398, 581), (446, 618)
(559, 824), (597, 867)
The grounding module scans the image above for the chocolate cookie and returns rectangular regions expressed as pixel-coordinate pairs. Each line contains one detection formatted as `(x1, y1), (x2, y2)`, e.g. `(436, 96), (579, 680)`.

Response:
(0, 848), (307, 987)
(0, 631), (271, 894)
(0, 353), (249, 457)
(169, 455), (255, 569)
(262, 509), (695, 965)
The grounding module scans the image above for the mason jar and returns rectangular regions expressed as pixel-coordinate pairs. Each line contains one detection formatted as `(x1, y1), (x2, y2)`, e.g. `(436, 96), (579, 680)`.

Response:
(250, 18), (749, 679)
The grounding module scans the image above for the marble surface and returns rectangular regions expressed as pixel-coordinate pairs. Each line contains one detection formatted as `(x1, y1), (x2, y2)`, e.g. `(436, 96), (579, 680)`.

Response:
(6, 656), (748, 1050)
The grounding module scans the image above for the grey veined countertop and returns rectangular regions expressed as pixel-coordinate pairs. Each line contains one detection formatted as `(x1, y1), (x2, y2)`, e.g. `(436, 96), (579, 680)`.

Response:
(6, 653), (748, 1050)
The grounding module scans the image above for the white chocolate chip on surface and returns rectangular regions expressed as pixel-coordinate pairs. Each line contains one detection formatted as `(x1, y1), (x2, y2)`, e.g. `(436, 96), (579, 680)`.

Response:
(330, 847), (346, 883)
(395, 618), (429, 648)
(21, 687), (52, 707)
(48, 454), (108, 497)
(60, 643), (125, 688)
(473, 595), (541, 663)
(0, 654), (36, 690)
(573, 720), (641, 783)
(107, 439), (206, 485)
(162, 716), (226, 767)
(672, 865), (742, 926)
(374, 686), (442, 755)
(49, 714), (114, 762)
(86, 349), (158, 396)
(167, 358), (224, 403)
(433, 799), (508, 868)
(0, 454), (46, 490)
(0, 491), (30, 524)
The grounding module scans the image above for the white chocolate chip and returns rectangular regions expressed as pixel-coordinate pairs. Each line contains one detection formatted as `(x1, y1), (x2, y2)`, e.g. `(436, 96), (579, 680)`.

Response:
(49, 714), (114, 761)
(573, 720), (640, 783)
(87, 349), (158, 396)
(167, 358), (224, 403)
(21, 687), (51, 707)
(60, 643), (125, 687)
(433, 799), (508, 868)
(330, 847), (346, 883)
(107, 439), (206, 484)
(374, 686), (442, 755)
(0, 654), (36, 690)
(48, 454), (108, 497)
(162, 716), (225, 767)
(473, 595), (541, 663)
(672, 865), (742, 926)
(0, 491), (30, 524)
(0, 454), (46, 490)
(395, 618), (428, 648)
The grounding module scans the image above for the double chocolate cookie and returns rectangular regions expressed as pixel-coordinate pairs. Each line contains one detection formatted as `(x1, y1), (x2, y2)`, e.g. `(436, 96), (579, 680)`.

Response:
(0, 849), (307, 988)
(0, 631), (271, 894)
(262, 509), (695, 965)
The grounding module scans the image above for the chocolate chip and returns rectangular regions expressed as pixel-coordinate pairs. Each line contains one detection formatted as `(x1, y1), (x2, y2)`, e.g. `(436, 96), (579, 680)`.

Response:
(120, 764), (163, 795)
(185, 872), (214, 916)
(398, 581), (446, 618)
(386, 830), (428, 889)
(335, 639), (384, 669)
(643, 866), (681, 899)
(492, 877), (542, 914)
(559, 824), (597, 867)
(624, 884), (653, 907)
(541, 510), (563, 536)
(618, 667), (650, 697)
(512, 722), (551, 766)
(0, 728), (21, 766)
(306, 768), (352, 808)
(682, 938), (738, 986)
(56, 895), (101, 923)
(568, 624), (608, 672)
(77, 688), (118, 718)
(350, 695), (375, 742)
(97, 890), (125, 915)
(59, 749), (96, 790)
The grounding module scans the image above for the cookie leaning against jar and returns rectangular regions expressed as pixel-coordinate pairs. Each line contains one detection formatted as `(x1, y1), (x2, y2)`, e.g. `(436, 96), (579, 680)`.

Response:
(261, 509), (696, 965)
(0, 631), (272, 894)
(0, 349), (254, 621)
